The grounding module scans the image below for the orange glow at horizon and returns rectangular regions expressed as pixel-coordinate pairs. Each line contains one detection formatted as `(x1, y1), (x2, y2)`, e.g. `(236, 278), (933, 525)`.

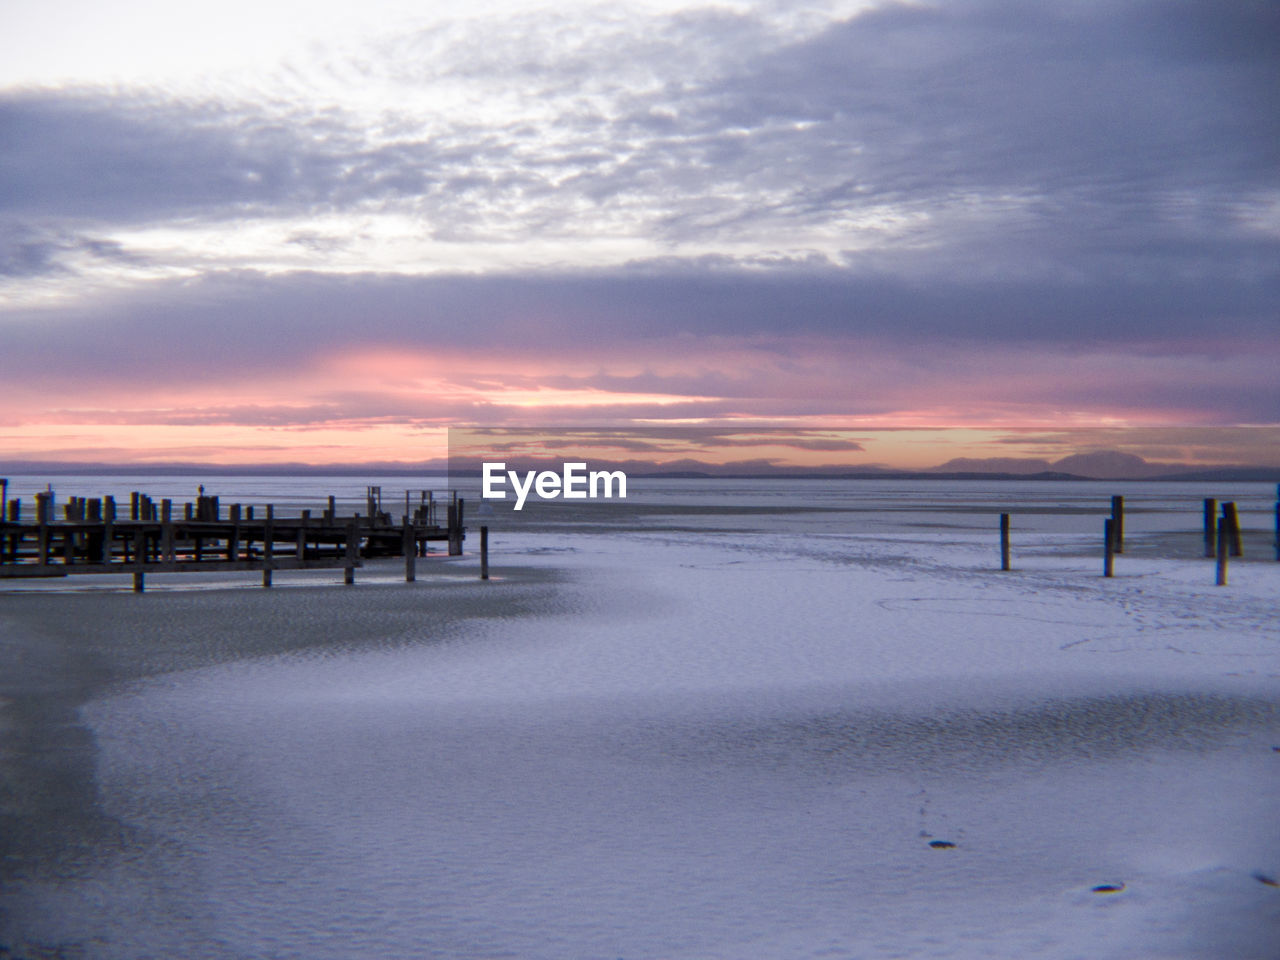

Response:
(2, 343), (1275, 468)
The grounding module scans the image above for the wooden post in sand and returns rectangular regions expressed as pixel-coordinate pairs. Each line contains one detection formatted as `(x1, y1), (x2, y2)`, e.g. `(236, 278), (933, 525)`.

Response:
(480, 525), (489, 580)
(999, 513), (1011, 571)
(1203, 498), (1217, 558)
(1103, 519), (1115, 577)
(1216, 521), (1229, 586)
(1269, 483), (1280, 561)
(1110, 495), (1124, 554)
(1221, 501), (1242, 557)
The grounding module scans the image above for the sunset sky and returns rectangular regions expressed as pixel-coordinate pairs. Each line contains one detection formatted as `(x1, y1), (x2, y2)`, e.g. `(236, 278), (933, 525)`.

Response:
(1, 0), (1277, 469)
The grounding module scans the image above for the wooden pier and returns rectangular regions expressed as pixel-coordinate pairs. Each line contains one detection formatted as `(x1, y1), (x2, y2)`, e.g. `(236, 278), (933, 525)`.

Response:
(0, 484), (466, 589)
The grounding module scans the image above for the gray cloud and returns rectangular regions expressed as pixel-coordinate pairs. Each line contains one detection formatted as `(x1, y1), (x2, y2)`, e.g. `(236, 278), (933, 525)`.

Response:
(0, 264), (1275, 426)
(3, 0), (1277, 280)
(0, 223), (144, 276)
(1, 264), (1274, 369)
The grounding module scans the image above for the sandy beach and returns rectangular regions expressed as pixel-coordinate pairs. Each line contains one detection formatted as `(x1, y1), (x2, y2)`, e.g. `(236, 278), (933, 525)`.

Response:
(2, 481), (1278, 959)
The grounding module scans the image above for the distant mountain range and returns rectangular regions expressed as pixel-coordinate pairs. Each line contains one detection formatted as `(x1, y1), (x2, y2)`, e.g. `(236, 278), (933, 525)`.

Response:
(925, 451), (1279, 483)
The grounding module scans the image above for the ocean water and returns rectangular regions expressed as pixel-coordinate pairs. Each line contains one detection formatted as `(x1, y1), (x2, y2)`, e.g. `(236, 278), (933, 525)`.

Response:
(3, 477), (1278, 958)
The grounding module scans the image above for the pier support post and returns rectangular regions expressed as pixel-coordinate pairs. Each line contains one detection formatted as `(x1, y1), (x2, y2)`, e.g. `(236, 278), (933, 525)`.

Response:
(480, 525), (489, 580)
(133, 527), (146, 592)
(999, 513), (1010, 571)
(447, 502), (461, 556)
(297, 510), (309, 560)
(102, 498), (114, 564)
(162, 500), (174, 564)
(403, 518), (416, 582)
(344, 519), (357, 585)
(263, 505), (274, 588)
(1104, 519), (1115, 577)
(36, 493), (50, 566)
(1110, 495), (1124, 554)
(228, 504), (241, 562)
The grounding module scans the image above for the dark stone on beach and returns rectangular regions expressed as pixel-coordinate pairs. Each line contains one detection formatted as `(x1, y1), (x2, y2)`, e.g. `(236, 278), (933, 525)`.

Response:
(1253, 873), (1278, 887)
(1091, 883), (1125, 893)
(928, 840), (956, 849)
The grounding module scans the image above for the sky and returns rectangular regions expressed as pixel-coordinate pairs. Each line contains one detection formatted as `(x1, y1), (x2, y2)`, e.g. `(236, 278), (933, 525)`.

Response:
(1, 0), (1277, 469)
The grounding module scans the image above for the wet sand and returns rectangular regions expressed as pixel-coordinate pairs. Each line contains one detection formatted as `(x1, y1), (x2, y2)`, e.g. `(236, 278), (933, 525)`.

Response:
(0, 562), (566, 953)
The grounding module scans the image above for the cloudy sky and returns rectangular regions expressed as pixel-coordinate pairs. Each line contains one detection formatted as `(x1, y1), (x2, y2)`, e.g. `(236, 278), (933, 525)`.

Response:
(1, 0), (1277, 467)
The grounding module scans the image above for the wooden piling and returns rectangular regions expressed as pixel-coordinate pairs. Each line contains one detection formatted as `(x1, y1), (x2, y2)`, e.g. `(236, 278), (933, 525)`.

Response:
(344, 519), (357, 585)
(447, 502), (461, 556)
(1104, 518), (1115, 577)
(999, 513), (1010, 571)
(133, 527), (145, 592)
(228, 504), (241, 561)
(1203, 498), (1217, 557)
(1222, 501), (1242, 557)
(263, 505), (274, 588)
(102, 499), (114, 563)
(1216, 521), (1229, 586)
(480, 525), (489, 580)
(4, 485), (458, 585)
(1110, 495), (1124, 554)
(36, 493), (49, 565)
(403, 518), (416, 582)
